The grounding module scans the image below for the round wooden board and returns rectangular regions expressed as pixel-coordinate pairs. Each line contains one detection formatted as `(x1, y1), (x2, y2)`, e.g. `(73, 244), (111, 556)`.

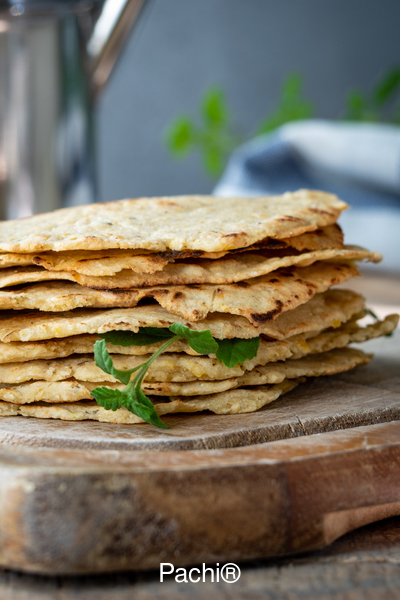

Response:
(0, 334), (399, 451)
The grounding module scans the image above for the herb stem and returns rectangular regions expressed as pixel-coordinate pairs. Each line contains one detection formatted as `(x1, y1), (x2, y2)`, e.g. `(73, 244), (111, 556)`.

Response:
(93, 324), (259, 428)
(127, 335), (181, 393)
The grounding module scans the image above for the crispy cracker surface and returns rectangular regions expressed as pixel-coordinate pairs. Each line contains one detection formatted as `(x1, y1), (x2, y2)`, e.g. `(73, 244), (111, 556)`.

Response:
(0, 380), (297, 416)
(0, 347), (373, 399)
(0, 262), (359, 323)
(0, 224), (344, 273)
(0, 289), (367, 363)
(0, 314), (395, 386)
(0, 191), (347, 253)
(2, 312), (396, 395)
(1, 380), (296, 421)
(0, 288), (365, 344)
(0, 246), (377, 292)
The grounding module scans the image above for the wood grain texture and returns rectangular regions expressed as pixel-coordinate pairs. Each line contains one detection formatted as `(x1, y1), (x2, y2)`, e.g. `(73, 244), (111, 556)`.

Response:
(1, 420), (400, 574)
(2, 516), (400, 599)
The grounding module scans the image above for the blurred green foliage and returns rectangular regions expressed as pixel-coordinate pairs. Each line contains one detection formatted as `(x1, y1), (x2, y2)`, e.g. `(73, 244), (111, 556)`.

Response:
(344, 67), (400, 122)
(257, 74), (314, 134)
(165, 88), (240, 176)
(165, 68), (400, 178)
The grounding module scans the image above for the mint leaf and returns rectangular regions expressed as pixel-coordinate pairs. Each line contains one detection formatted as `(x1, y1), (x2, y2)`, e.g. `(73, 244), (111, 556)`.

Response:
(127, 388), (169, 429)
(168, 323), (219, 354)
(216, 337), (260, 368)
(91, 386), (127, 411)
(93, 324), (219, 428)
(100, 328), (173, 347)
(94, 340), (141, 385)
(91, 386), (169, 428)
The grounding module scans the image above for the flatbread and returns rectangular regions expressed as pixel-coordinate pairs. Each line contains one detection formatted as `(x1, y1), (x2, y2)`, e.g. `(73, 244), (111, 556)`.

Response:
(0, 288), (364, 364)
(0, 253), (37, 268)
(270, 224), (343, 252)
(0, 377), (286, 403)
(0, 380), (94, 404)
(73, 246), (379, 288)
(0, 315), (393, 385)
(137, 347), (371, 395)
(0, 347), (371, 402)
(0, 251), (170, 275)
(0, 261), (359, 324)
(0, 288), (364, 344)
(0, 282), (163, 312)
(100, 347), (372, 395)
(0, 353), (247, 384)
(290, 314), (399, 358)
(0, 380), (298, 422)
(0, 247), (376, 295)
(233, 347), (371, 386)
(0, 191), (347, 253)
(33, 252), (169, 276)
(0, 332), (290, 363)
(0, 247), (376, 291)
(0, 224), (344, 273)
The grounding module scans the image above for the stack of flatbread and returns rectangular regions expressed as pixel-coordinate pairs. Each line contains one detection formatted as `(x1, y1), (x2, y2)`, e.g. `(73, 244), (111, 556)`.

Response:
(0, 190), (397, 425)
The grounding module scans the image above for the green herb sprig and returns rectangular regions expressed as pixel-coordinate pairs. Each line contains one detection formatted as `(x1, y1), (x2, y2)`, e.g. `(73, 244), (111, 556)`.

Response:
(165, 87), (241, 176)
(345, 67), (400, 123)
(166, 67), (400, 178)
(165, 74), (313, 177)
(256, 74), (314, 135)
(91, 326), (260, 428)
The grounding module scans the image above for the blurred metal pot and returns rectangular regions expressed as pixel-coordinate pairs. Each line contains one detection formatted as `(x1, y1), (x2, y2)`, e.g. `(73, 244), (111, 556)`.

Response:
(0, 0), (145, 219)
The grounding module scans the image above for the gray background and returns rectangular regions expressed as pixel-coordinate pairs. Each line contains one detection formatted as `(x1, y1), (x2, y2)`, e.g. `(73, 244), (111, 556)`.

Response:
(97, 0), (400, 201)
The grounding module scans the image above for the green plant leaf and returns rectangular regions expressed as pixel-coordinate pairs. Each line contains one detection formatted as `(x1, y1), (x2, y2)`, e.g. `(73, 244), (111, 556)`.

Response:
(345, 91), (367, 120)
(257, 113), (284, 135)
(127, 387), (169, 428)
(201, 88), (228, 127)
(202, 145), (225, 176)
(164, 86), (240, 179)
(91, 386), (169, 428)
(90, 386), (127, 411)
(393, 102), (400, 124)
(165, 117), (195, 156)
(94, 340), (141, 385)
(216, 337), (260, 368)
(99, 328), (174, 347)
(168, 323), (219, 354)
(257, 73), (314, 135)
(282, 73), (302, 102)
(92, 325), (257, 428)
(373, 67), (400, 106)
(344, 90), (380, 122)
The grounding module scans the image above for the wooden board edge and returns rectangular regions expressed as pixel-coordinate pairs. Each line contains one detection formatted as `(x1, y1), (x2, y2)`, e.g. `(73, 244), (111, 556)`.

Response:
(1, 422), (400, 574)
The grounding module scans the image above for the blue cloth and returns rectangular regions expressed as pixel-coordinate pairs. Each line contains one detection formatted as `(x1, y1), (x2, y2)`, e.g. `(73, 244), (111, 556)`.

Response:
(214, 120), (400, 272)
